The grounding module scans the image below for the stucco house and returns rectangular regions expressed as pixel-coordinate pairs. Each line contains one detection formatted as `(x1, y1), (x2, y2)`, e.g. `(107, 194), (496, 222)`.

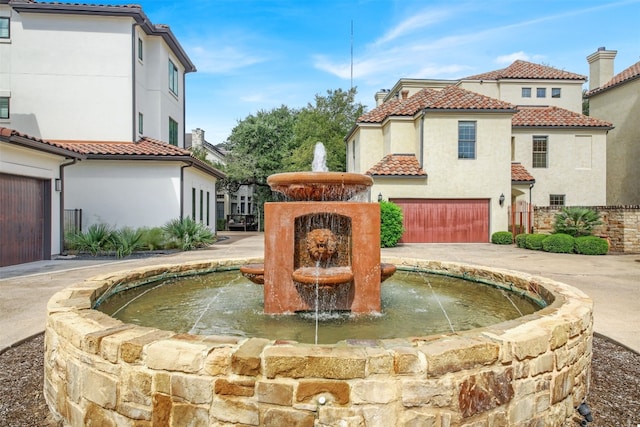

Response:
(585, 47), (640, 205)
(346, 61), (612, 243)
(0, 1), (223, 266)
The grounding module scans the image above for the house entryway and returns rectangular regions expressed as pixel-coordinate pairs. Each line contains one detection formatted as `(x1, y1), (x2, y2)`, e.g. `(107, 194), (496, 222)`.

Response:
(391, 198), (490, 243)
(0, 173), (51, 267)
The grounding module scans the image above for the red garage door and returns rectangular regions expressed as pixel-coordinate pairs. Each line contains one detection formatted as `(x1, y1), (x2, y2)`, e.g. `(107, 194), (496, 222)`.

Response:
(392, 199), (490, 243)
(0, 173), (50, 266)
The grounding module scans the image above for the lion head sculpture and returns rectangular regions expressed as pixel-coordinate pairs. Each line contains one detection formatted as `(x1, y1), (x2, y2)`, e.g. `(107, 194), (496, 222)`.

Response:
(305, 228), (338, 262)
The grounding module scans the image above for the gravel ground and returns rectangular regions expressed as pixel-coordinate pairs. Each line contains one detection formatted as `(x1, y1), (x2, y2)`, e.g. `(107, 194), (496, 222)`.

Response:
(1, 333), (638, 426)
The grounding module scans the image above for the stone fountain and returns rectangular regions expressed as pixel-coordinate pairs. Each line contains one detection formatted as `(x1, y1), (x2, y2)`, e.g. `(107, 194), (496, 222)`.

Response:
(241, 143), (395, 314)
(43, 143), (594, 426)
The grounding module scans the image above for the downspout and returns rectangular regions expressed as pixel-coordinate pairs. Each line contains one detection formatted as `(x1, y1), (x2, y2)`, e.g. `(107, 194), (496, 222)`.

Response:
(58, 159), (78, 254)
(182, 72), (186, 148)
(180, 162), (193, 220)
(131, 22), (138, 142)
(419, 109), (426, 168)
(529, 182), (535, 233)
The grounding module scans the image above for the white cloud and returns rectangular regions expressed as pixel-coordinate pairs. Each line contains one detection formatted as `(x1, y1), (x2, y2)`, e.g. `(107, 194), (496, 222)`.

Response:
(374, 8), (454, 46)
(188, 45), (267, 74)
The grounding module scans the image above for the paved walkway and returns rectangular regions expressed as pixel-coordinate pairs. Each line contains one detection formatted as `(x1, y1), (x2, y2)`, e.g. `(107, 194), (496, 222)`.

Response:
(1, 232), (638, 353)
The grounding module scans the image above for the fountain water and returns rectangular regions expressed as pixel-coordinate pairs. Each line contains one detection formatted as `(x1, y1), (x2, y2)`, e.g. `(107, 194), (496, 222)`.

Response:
(241, 142), (395, 314)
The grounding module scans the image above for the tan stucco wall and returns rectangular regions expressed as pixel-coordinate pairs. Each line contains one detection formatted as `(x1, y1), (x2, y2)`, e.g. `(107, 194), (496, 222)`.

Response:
(461, 80), (584, 113)
(589, 78), (640, 205)
(512, 129), (607, 206)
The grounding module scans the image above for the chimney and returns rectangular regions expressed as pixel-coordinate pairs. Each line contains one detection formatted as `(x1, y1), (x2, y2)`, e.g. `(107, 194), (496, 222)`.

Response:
(587, 47), (617, 91)
(374, 89), (390, 106)
(192, 128), (205, 147)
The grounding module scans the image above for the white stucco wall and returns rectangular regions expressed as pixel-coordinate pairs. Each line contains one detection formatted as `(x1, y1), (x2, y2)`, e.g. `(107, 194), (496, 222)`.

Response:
(0, 143), (65, 255)
(1, 8), (186, 146)
(589, 78), (640, 205)
(512, 129), (607, 206)
(348, 125), (384, 174)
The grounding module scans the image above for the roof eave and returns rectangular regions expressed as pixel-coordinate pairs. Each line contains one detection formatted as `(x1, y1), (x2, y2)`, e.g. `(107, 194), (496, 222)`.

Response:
(512, 179), (536, 185)
(512, 125), (614, 131)
(585, 74), (640, 98)
(369, 174), (428, 179)
(2, 134), (85, 160)
(83, 154), (225, 178)
(424, 108), (518, 114)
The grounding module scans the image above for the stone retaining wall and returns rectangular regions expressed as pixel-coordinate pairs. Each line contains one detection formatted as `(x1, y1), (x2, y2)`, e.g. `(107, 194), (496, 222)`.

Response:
(44, 257), (593, 426)
(534, 205), (640, 253)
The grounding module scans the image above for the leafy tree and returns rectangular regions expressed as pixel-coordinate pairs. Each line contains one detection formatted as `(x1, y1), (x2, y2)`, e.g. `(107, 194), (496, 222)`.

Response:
(380, 201), (404, 248)
(288, 88), (366, 172)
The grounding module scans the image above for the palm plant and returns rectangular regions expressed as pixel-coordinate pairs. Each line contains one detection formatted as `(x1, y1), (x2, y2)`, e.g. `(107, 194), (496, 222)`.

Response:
(163, 217), (215, 251)
(553, 207), (602, 237)
(110, 227), (144, 258)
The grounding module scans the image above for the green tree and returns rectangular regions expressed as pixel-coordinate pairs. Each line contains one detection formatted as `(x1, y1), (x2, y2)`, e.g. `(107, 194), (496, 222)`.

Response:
(288, 88), (366, 172)
(553, 207), (602, 237)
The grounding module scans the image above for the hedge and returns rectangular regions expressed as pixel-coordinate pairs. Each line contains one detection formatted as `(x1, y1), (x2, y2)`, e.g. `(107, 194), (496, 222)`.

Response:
(491, 231), (513, 245)
(542, 233), (575, 253)
(380, 201), (404, 248)
(515, 233), (527, 248)
(574, 236), (609, 255)
(525, 233), (548, 250)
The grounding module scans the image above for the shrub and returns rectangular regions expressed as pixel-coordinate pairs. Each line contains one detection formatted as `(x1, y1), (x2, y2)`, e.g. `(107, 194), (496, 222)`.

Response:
(163, 217), (215, 251)
(542, 233), (575, 253)
(66, 223), (113, 255)
(525, 233), (548, 250)
(491, 231), (513, 245)
(515, 233), (527, 248)
(575, 236), (609, 255)
(110, 227), (144, 258)
(138, 227), (167, 250)
(380, 201), (404, 248)
(553, 207), (602, 237)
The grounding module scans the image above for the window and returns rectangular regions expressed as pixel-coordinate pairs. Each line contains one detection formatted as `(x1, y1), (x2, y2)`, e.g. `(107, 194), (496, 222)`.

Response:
(551, 88), (561, 98)
(206, 191), (210, 226)
(532, 136), (548, 168)
(550, 195), (565, 206)
(458, 121), (476, 159)
(138, 37), (143, 61)
(199, 189), (204, 222)
(169, 117), (178, 146)
(169, 60), (178, 95)
(521, 87), (531, 98)
(0, 17), (9, 39)
(0, 97), (8, 119)
(536, 88), (546, 98)
(191, 188), (196, 219)
(138, 112), (143, 134)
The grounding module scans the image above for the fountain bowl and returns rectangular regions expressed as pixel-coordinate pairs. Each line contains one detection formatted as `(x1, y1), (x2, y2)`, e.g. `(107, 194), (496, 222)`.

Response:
(44, 256), (593, 426)
(267, 171), (373, 201)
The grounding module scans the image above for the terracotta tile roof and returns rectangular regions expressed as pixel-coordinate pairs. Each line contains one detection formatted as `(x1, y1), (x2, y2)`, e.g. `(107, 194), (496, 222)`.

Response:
(0, 126), (85, 157)
(512, 106), (613, 128)
(366, 154), (427, 177)
(463, 60), (586, 81)
(358, 86), (515, 124)
(511, 162), (535, 183)
(585, 60), (640, 96)
(53, 137), (193, 157)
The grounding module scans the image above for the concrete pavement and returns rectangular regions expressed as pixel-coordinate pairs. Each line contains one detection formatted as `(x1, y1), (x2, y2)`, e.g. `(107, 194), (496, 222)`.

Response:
(1, 232), (638, 353)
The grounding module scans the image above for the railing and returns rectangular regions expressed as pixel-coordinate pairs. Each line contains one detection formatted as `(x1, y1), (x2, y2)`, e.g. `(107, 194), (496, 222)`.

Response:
(64, 209), (82, 234)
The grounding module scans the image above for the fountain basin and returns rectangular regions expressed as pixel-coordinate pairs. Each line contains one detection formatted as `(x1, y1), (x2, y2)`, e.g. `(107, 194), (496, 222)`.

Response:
(44, 257), (593, 426)
(292, 266), (353, 286)
(267, 171), (373, 201)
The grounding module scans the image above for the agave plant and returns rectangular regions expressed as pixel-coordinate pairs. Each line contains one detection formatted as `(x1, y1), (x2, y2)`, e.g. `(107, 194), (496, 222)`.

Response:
(110, 227), (144, 258)
(553, 207), (602, 237)
(66, 223), (113, 255)
(163, 217), (215, 251)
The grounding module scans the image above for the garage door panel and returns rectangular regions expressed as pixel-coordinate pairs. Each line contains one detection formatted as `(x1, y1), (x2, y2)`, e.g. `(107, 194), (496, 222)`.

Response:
(0, 173), (47, 266)
(392, 199), (489, 243)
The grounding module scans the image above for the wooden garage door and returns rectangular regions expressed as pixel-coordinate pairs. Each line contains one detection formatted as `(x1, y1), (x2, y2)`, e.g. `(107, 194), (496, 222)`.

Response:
(392, 199), (489, 243)
(0, 173), (50, 266)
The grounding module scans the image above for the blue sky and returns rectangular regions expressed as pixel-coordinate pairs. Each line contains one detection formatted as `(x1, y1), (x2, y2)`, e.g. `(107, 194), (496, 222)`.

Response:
(121, 0), (638, 143)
